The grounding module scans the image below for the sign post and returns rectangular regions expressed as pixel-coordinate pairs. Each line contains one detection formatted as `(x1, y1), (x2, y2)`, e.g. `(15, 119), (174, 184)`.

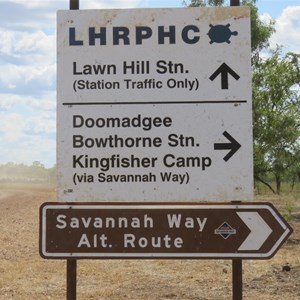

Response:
(230, 1), (242, 297)
(67, 3), (78, 300)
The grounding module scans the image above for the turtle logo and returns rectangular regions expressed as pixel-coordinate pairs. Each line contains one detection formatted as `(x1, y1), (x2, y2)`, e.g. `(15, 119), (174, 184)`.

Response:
(207, 24), (238, 44)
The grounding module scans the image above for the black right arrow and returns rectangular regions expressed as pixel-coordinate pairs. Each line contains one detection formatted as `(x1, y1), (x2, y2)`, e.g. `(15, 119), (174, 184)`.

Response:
(209, 63), (240, 89)
(214, 131), (241, 162)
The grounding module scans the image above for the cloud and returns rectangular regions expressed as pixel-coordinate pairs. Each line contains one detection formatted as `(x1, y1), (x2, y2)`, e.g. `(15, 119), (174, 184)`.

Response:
(0, 108), (56, 167)
(0, 107), (55, 140)
(270, 6), (300, 53)
(0, 0), (144, 167)
(0, 21), (56, 97)
(0, 1), (59, 31)
(0, 63), (55, 96)
(0, 91), (56, 111)
(6, 0), (142, 11)
(0, 134), (56, 167)
(82, 0), (141, 9)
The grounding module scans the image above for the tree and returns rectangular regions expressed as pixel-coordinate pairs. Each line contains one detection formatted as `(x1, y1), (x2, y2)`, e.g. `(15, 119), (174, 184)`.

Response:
(253, 48), (300, 193)
(184, 1), (300, 193)
(0, 162), (56, 183)
(183, 0), (225, 6)
(288, 147), (300, 190)
(183, 0), (275, 54)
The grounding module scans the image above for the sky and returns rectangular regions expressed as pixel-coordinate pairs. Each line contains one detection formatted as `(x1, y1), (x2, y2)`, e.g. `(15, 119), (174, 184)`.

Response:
(0, 0), (299, 168)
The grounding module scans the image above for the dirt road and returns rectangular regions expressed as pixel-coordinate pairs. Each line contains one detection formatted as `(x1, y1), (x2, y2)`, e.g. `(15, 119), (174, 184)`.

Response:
(0, 183), (299, 299)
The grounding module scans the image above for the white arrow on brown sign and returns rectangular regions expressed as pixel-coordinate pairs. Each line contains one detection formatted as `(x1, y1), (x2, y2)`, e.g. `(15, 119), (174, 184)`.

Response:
(237, 212), (272, 251)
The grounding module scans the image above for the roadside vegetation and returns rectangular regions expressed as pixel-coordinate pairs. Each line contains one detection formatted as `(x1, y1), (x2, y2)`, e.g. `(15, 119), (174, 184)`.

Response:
(185, 0), (300, 195)
(0, 161), (55, 184)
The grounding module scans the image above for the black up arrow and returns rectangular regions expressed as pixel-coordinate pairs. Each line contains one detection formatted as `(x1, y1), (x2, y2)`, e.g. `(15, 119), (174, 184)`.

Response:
(214, 131), (241, 162)
(209, 63), (240, 89)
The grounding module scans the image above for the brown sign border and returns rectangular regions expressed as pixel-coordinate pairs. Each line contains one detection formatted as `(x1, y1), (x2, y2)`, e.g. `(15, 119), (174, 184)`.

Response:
(39, 202), (292, 260)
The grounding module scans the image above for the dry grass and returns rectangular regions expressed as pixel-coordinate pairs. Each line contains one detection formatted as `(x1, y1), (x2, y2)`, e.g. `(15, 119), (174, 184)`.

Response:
(0, 183), (299, 299)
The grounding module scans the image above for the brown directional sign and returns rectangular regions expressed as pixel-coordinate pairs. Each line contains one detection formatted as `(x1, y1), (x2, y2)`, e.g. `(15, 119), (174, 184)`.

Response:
(39, 202), (292, 259)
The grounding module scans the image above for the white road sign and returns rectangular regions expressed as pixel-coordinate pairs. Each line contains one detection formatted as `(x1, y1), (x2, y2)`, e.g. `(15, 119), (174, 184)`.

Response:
(57, 7), (253, 202)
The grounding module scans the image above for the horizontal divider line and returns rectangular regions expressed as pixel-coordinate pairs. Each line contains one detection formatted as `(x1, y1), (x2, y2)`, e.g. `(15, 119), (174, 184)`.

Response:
(62, 100), (247, 106)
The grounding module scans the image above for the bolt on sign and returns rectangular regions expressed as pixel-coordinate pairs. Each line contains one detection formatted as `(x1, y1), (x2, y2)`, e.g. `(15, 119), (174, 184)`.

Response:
(40, 203), (292, 259)
(57, 7), (253, 202)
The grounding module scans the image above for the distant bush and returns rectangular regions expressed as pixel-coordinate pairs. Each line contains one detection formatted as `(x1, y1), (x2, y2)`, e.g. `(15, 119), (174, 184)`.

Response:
(0, 162), (56, 184)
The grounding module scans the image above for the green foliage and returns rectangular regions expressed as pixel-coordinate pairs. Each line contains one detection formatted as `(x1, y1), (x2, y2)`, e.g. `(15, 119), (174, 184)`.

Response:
(253, 48), (300, 193)
(183, 1), (275, 54)
(255, 180), (300, 198)
(242, 0), (275, 53)
(282, 202), (295, 221)
(183, 0), (299, 193)
(183, 0), (226, 6)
